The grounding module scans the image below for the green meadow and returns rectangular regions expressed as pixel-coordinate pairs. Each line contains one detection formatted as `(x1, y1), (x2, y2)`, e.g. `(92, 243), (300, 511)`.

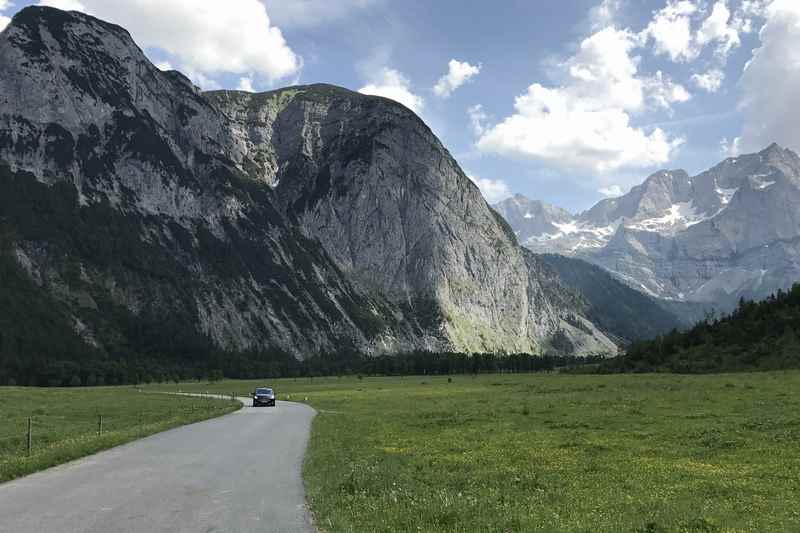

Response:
(0, 387), (238, 482)
(157, 372), (800, 533)
(3, 372), (798, 531)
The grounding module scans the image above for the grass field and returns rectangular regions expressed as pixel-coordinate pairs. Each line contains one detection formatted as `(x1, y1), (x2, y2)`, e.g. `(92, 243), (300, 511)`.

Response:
(0, 387), (239, 482)
(155, 372), (800, 532)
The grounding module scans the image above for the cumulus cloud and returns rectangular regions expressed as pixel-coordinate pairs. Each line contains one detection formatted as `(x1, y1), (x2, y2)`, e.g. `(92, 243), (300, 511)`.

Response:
(433, 59), (481, 98)
(358, 67), (424, 113)
(696, 1), (742, 58)
(643, 0), (699, 62)
(468, 174), (511, 203)
(692, 68), (725, 92)
(589, 0), (623, 30)
(39, 0), (301, 85)
(642, 0), (748, 64)
(736, 0), (800, 152)
(645, 71), (691, 109)
(262, 0), (376, 28)
(0, 0), (13, 32)
(178, 66), (221, 90)
(237, 76), (255, 92)
(599, 184), (623, 197)
(739, 0), (769, 17)
(476, 27), (685, 173)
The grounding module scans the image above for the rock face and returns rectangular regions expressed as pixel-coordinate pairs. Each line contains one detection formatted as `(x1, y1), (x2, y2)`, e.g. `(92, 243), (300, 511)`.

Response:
(497, 144), (800, 312)
(538, 254), (684, 343)
(0, 6), (617, 359)
(492, 194), (573, 244)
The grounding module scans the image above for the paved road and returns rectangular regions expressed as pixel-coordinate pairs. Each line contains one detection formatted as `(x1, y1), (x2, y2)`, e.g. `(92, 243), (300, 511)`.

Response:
(0, 399), (317, 533)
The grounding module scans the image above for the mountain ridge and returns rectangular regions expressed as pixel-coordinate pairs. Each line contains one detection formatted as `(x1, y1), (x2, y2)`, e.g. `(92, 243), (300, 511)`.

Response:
(496, 143), (800, 312)
(0, 6), (618, 386)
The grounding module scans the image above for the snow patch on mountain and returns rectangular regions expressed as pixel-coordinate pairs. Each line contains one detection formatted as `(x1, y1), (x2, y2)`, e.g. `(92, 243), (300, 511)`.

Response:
(496, 143), (800, 312)
(716, 186), (738, 204)
(627, 202), (705, 233)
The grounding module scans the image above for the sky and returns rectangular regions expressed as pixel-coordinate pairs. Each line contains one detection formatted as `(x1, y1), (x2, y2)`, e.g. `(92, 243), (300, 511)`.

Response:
(0, 0), (798, 212)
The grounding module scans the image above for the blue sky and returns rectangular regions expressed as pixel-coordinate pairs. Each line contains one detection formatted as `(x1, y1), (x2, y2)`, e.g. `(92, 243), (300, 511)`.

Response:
(2, 0), (797, 212)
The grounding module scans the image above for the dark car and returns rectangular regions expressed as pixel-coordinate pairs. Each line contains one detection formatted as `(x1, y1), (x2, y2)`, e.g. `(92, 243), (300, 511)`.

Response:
(252, 387), (276, 407)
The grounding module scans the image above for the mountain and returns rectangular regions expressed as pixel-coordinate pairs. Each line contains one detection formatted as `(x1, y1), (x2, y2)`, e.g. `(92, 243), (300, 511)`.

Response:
(496, 144), (800, 313)
(608, 284), (800, 373)
(538, 254), (684, 343)
(0, 7), (617, 384)
(491, 194), (573, 244)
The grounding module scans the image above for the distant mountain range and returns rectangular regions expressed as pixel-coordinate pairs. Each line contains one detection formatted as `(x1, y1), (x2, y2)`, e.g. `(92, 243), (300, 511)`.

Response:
(495, 144), (800, 314)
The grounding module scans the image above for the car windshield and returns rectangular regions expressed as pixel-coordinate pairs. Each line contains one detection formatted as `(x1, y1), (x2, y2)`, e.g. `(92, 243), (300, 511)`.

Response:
(255, 388), (272, 395)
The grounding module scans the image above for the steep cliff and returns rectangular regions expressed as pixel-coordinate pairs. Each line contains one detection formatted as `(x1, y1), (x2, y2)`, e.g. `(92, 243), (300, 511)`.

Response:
(0, 6), (616, 376)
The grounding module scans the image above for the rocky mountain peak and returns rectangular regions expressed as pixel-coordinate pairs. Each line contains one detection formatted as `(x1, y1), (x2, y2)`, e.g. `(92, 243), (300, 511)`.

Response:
(493, 194), (573, 244)
(0, 6), (619, 360)
(497, 143), (800, 312)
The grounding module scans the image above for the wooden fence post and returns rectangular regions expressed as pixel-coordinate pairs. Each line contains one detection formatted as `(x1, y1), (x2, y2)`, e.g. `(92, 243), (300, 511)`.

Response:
(27, 417), (32, 456)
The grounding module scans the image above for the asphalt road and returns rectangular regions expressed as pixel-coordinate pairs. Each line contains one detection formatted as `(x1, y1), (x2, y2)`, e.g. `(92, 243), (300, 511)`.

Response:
(0, 398), (317, 533)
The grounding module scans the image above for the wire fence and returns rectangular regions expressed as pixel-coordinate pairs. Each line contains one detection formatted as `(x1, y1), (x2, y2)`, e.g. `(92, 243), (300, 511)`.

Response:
(0, 392), (238, 460)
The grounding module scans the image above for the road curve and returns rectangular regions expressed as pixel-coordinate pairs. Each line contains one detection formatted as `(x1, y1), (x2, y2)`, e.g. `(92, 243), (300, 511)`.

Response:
(0, 399), (317, 533)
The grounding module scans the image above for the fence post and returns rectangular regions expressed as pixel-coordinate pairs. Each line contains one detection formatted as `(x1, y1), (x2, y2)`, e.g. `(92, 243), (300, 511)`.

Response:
(97, 414), (103, 436)
(27, 416), (32, 456)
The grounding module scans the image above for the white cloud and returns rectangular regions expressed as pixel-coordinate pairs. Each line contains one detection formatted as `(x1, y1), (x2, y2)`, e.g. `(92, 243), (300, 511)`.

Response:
(468, 174), (511, 203)
(476, 27), (685, 173)
(237, 76), (255, 92)
(739, 0), (769, 18)
(720, 136), (741, 156)
(39, 0), (300, 84)
(262, 0), (376, 28)
(736, 0), (800, 152)
(589, 0), (623, 30)
(358, 67), (424, 113)
(599, 184), (623, 197)
(692, 68), (725, 92)
(644, 0), (700, 62)
(433, 59), (481, 98)
(642, 0), (746, 64)
(645, 70), (691, 109)
(467, 104), (488, 136)
(154, 61), (174, 71)
(171, 65), (219, 90)
(0, 0), (13, 31)
(696, 1), (741, 59)
(563, 27), (645, 111)
(40, 0), (85, 9)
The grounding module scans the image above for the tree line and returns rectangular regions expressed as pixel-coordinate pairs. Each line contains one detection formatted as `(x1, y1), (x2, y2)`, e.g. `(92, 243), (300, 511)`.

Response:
(1, 345), (607, 387)
(604, 283), (800, 373)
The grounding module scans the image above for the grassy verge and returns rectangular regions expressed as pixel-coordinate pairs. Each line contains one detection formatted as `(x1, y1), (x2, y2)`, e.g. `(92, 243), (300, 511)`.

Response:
(155, 372), (800, 532)
(0, 387), (239, 483)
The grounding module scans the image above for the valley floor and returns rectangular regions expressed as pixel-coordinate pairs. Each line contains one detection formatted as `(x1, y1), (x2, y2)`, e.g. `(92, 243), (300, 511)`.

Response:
(157, 372), (800, 533)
